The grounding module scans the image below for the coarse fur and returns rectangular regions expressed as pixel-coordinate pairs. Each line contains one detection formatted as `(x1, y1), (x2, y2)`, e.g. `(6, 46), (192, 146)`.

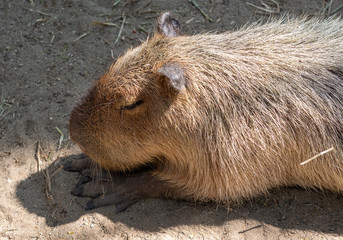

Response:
(70, 14), (343, 204)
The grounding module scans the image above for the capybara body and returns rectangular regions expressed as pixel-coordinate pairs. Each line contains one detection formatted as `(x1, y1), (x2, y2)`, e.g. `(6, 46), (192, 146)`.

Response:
(70, 14), (343, 204)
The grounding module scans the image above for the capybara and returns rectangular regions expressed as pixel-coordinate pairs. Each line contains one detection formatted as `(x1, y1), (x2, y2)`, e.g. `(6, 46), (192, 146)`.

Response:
(68, 12), (343, 210)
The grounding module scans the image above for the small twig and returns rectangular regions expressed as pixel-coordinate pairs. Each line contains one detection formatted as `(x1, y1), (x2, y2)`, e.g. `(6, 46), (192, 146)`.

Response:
(238, 224), (263, 234)
(185, 17), (195, 24)
(103, 38), (112, 47)
(34, 9), (51, 16)
(50, 165), (63, 179)
(42, 165), (62, 201)
(55, 126), (64, 149)
(300, 147), (335, 166)
(50, 35), (55, 44)
(114, 14), (126, 45)
(93, 21), (118, 27)
(27, 8), (51, 16)
(34, 17), (48, 25)
(73, 32), (89, 42)
(43, 168), (52, 194)
(35, 141), (42, 172)
(188, 0), (213, 22)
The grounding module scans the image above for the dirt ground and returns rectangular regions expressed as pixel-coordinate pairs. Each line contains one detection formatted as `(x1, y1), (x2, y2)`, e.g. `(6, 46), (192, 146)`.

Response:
(1, 0), (343, 239)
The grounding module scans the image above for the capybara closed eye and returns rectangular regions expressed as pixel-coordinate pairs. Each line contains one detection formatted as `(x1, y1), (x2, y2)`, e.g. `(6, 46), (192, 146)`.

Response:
(68, 12), (343, 210)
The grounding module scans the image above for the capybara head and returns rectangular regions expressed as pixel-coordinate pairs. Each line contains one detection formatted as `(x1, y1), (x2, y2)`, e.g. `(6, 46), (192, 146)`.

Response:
(70, 12), (343, 202)
(70, 13), (195, 171)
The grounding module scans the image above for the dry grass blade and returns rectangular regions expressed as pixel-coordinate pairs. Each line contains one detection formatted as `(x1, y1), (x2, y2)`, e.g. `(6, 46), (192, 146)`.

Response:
(189, 0), (213, 22)
(55, 126), (64, 149)
(73, 32), (89, 42)
(113, 0), (122, 7)
(93, 21), (118, 27)
(0, 96), (12, 121)
(300, 147), (335, 165)
(138, 25), (148, 34)
(247, 0), (280, 14)
(330, 4), (343, 15)
(186, 17), (195, 24)
(33, 9), (51, 16)
(138, 9), (160, 15)
(114, 14), (126, 45)
(321, 0), (333, 15)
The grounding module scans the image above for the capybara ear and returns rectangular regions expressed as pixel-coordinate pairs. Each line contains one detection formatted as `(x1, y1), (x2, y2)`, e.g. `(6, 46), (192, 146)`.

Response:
(156, 12), (181, 37)
(158, 63), (186, 91)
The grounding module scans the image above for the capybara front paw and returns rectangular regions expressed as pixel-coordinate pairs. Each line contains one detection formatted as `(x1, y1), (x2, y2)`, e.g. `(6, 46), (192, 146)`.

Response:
(70, 175), (142, 211)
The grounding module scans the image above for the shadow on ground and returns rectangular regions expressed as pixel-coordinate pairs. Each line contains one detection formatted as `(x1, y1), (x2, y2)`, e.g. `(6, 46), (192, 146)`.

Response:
(16, 154), (343, 234)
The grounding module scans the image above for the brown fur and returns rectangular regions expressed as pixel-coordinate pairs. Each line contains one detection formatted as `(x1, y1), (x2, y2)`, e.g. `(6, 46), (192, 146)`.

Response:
(70, 15), (343, 204)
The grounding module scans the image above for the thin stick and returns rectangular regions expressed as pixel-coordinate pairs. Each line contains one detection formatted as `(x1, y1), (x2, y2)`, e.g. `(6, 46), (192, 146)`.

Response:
(27, 8), (51, 16)
(50, 165), (63, 179)
(185, 17), (195, 24)
(43, 171), (54, 201)
(36, 141), (42, 172)
(300, 147), (335, 165)
(93, 21), (118, 27)
(188, 0), (213, 22)
(238, 224), (263, 234)
(43, 168), (51, 193)
(73, 32), (89, 42)
(34, 9), (51, 16)
(42, 166), (63, 201)
(50, 35), (55, 44)
(114, 15), (126, 45)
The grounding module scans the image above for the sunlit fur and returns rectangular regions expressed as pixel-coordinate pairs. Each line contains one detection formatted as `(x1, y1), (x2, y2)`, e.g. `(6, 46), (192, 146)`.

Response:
(70, 16), (343, 204)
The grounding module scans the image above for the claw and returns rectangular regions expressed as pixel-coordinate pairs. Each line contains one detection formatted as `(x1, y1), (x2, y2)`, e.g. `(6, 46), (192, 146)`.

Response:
(63, 154), (93, 172)
(71, 185), (84, 196)
(115, 199), (139, 213)
(85, 200), (95, 210)
(62, 160), (74, 171)
(76, 176), (92, 186)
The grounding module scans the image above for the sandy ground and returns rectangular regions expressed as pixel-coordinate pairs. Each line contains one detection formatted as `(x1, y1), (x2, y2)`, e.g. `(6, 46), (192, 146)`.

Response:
(1, 0), (343, 239)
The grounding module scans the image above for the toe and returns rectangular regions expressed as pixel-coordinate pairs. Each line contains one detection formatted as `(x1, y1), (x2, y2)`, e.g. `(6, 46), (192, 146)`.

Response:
(72, 179), (112, 198)
(63, 154), (92, 172)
